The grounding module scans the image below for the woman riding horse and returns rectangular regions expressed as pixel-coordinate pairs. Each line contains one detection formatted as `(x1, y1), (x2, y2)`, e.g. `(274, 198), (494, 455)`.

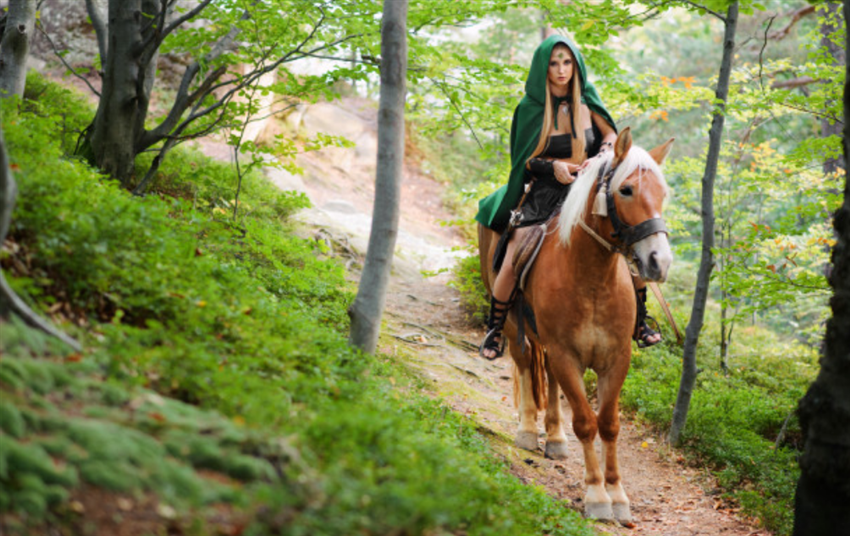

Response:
(475, 35), (661, 359)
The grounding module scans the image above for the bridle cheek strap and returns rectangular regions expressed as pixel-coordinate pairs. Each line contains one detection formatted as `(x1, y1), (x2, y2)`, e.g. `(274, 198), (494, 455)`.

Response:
(590, 161), (668, 252)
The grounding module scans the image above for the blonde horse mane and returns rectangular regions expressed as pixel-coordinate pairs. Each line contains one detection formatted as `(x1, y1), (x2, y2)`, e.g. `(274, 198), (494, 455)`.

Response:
(558, 147), (669, 247)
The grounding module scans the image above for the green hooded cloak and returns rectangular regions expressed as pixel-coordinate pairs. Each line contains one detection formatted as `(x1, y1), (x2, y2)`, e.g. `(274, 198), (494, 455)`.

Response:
(475, 35), (617, 231)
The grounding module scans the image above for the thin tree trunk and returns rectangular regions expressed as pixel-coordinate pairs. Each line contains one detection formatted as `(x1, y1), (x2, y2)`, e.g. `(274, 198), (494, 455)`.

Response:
(348, 0), (408, 354)
(0, 0), (36, 99)
(0, 125), (81, 351)
(820, 2), (845, 176)
(792, 3), (850, 531)
(669, 1), (738, 445)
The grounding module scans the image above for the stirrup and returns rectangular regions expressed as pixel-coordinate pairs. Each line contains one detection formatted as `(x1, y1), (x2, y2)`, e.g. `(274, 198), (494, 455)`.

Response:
(634, 287), (662, 349)
(480, 294), (512, 360)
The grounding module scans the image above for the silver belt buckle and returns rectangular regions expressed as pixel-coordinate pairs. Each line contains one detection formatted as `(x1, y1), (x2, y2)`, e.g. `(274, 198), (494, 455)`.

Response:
(510, 209), (523, 227)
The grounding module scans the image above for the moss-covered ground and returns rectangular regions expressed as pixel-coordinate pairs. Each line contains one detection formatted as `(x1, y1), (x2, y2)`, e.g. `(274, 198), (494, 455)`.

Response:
(0, 73), (596, 535)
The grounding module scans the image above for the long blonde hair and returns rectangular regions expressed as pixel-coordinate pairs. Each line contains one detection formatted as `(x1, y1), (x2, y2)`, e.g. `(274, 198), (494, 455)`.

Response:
(528, 43), (586, 164)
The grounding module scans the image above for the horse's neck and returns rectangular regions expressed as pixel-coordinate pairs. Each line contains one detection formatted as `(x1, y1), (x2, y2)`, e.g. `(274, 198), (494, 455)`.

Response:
(560, 214), (623, 282)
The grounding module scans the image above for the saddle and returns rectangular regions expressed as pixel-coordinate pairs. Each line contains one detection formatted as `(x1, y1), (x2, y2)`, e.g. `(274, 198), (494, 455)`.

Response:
(512, 224), (547, 291)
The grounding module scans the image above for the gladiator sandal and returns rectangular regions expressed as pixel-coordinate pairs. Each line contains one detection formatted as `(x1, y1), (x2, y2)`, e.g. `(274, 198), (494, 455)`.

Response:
(634, 286), (662, 349)
(479, 293), (514, 360)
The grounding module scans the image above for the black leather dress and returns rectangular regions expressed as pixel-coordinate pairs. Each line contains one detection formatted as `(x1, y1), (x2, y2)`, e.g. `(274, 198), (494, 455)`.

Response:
(514, 126), (600, 228)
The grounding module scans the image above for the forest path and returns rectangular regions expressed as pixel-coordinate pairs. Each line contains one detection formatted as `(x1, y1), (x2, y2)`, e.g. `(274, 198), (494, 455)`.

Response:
(198, 98), (769, 536)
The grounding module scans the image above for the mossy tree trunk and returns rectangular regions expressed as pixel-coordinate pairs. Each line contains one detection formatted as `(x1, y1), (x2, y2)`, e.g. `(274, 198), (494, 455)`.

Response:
(0, 0), (36, 99)
(669, 0), (738, 445)
(348, 0), (408, 354)
(792, 2), (850, 531)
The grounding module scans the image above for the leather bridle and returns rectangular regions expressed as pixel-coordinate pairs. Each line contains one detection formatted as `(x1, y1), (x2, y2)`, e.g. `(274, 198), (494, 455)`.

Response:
(581, 158), (668, 261)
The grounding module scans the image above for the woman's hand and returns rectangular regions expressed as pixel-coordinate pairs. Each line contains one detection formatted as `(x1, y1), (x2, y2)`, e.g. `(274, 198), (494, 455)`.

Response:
(553, 161), (578, 184)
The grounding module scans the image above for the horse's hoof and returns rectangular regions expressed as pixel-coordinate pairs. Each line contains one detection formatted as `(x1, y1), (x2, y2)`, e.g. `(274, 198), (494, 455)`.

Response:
(544, 440), (569, 460)
(515, 431), (539, 451)
(584, 502), (614, 522)
(612, 503), (632, 525)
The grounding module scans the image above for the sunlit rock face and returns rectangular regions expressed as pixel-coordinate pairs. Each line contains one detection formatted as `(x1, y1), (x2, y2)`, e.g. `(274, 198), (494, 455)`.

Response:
(31, 0), (194, 87)
(32, 0), (99, 66)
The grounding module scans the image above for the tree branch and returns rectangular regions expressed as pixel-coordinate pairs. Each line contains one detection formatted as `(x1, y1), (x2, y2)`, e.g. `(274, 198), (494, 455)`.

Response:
(84, 0), (108, 65)
(430, 78), (483, 150)
(36, 23), (100, 97)
(758, 15), (775, 90)
(141, 0), (213, 59)
(680, 0), (726, 22)
(140, 7), (341, 151)
(767, 5), (815, 41)
(771, 76), (817, 90)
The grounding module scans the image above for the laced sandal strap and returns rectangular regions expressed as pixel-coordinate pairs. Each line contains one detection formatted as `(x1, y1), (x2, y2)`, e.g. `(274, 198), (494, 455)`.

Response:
(633, 286), (661, 347)
(480, 291), (517, 360)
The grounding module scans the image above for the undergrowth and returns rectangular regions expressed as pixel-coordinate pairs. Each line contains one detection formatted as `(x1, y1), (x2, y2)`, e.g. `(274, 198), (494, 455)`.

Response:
(0, 72), (595, 535)
(622, 330), (815, 536)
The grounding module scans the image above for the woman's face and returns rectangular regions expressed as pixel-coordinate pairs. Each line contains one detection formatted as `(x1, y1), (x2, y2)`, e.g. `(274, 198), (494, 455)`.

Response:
(547, 45), (574, 93)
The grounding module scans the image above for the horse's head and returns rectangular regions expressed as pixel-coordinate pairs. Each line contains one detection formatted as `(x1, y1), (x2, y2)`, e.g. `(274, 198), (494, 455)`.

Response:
(605, 128), (674, 282)
(558, 128), (674, 282)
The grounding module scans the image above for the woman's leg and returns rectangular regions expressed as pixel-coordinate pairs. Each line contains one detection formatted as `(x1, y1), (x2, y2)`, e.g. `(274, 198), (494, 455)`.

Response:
(481, 228), (527, 359)
(632, 275), (661, 347)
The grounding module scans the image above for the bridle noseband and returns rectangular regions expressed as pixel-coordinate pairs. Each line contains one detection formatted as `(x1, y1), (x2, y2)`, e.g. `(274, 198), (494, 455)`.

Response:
(584, 158), (668, 258)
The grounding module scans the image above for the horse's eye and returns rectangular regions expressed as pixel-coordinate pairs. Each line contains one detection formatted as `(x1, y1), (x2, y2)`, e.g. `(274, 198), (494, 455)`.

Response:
(619, 186), (633, 197)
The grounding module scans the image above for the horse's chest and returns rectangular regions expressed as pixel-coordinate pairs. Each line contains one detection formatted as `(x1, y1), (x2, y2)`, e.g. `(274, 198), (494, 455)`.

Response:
(538, 290), (632, 358)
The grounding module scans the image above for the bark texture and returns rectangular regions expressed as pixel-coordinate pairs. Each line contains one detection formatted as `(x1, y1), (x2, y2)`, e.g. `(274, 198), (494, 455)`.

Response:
(0, 126), (81, 351)
(669, 2), (738, 445)
(87, 0), (160, 185)
(0, 0), (36, 99)
(820, 2), (845, 176)
(348, 0), (408, 354)
(792, 3), (850, 531)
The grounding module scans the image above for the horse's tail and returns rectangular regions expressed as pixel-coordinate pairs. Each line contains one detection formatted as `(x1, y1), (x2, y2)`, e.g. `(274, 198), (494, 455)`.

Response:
(530, 340), (547, 410)
(512, 338), (548, 411)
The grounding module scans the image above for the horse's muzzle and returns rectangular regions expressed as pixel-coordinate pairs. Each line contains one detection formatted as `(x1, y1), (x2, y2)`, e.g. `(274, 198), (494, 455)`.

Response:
(634, 234), (672, 282)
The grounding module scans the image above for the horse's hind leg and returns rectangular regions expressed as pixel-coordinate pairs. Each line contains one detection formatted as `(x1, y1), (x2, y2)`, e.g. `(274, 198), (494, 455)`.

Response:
(543, 355), (569, 459)
(548, 355), (613, 521)
(597, 369), (631, 524)
(512, 338), (540, 452)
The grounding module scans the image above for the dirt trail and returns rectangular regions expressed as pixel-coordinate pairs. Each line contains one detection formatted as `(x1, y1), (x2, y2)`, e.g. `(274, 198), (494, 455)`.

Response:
(200, 100), (770, 536)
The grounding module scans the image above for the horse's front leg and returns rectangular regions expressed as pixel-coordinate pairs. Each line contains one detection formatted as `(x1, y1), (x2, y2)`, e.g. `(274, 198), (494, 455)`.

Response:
(597, 366), (631, 524)
(543, 354), (569, 459)
(548, 353), (613, 521)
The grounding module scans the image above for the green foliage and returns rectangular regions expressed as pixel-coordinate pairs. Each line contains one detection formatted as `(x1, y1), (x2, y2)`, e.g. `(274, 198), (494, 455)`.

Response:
(0, 77), (597, 535)
(622, 324), (817, 536)
(449, 247), (489, 325)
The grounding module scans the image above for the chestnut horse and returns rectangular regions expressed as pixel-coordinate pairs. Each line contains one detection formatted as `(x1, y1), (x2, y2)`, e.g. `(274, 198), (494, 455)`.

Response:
(478, 128), (673, 524)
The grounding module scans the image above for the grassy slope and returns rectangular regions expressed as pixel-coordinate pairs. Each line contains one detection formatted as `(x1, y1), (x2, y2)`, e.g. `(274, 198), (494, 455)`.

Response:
(0, 74), (595, 535)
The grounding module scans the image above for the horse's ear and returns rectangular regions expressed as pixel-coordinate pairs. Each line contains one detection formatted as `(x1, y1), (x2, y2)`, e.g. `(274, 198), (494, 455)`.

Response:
(614, 127), (632, 162)
(648, 138), (675, 165)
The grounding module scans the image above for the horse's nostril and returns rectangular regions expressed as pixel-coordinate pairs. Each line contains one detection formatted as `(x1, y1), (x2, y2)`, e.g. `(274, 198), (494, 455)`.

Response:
(649, 252), (659, 273)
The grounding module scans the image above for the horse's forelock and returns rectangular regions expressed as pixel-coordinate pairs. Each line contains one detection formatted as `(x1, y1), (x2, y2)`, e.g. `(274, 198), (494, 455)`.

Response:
(610, 147), (668, 197)
(557, 146), (669, 247)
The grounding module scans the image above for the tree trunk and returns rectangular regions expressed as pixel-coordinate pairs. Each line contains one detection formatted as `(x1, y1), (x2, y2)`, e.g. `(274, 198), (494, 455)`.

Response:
(0, 0), (36, 99)
(792, 3), (850, 531)
(348, 0), (408, 354)
(86, 0), (160, 186)
(668, 1), (738, 445)
(0, 125), (81, 351)
(820, 2), (845, 176)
